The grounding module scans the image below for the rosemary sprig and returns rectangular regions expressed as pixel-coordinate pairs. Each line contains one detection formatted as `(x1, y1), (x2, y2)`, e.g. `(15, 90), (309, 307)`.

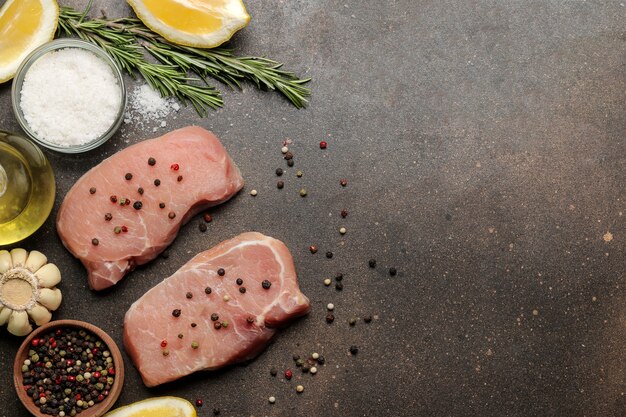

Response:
(57, 6), (311, 116)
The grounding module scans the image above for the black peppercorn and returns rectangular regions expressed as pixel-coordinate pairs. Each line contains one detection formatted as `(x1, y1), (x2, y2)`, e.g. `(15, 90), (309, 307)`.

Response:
(205, 287), (212, 294)
(316, 355), (325, 365)
(148, 157), (156, 166)
(349, 345), (358, 355)
(154, 179), (161, 186)
(335, 282), (343, 291)
(246, 316), (255, 324)
(138, 187), (144, 195)
(262, 280), (271, 289)
(287, 159), (294, 167)
(214, 322), (222, 330)
(133, 201), (142, 210)
(217, 268), (225, 276)
(125, 173), (133, 180)
(363, 315), (372, 323)
(236, 278), (243, 285)
(211, 313), (219, 321)
(326, 251), (333, 259)
(159, 202), (165, 209)
(199, 223), (207, 232)
(239, 287), (246, 294)
(91, 238), (99, 246)
(389, 267), (397, 276)
(104, 213), (112, 221)
(172, 309), (181, 317)
(368, 259), (376, 268)
(270, 368), (278, 376)
(335, 273), (343, 281)
(284, 151), (293, 160)
(277, 180), (284, 189)
(326, 314), (335, 323)
(275, 168), (283, 176)
(186, 292), (193, 299)
(89, 187), (96, 194)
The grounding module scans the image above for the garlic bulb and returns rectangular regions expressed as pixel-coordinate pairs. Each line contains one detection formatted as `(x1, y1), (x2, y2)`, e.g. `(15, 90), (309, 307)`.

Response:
(0, 249), (62, 336)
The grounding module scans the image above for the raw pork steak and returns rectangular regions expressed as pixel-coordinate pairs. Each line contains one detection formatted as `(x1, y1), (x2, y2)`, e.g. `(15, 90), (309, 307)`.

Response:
(123, 232), (310, 387)
(57, 126), (243, 290)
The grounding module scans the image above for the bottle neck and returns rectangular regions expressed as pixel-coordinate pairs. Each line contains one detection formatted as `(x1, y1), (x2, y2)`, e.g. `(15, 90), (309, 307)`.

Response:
(0, 162), (7, 198)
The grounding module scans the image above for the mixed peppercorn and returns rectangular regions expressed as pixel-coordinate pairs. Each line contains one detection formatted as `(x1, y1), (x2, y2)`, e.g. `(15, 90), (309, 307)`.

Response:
(21, 328), (116, 417)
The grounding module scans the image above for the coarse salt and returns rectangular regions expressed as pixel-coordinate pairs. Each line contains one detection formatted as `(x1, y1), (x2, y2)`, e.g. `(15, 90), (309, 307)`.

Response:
(123, 83), (180, 130)
(19, 48), (122, 147)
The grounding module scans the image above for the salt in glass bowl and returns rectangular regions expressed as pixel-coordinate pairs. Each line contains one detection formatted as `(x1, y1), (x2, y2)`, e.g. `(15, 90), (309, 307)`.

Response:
(11, 39), (127, 154)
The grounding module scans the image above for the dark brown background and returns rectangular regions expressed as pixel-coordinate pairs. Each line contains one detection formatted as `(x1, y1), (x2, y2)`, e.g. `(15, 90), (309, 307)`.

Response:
(1, 0), (625, 416)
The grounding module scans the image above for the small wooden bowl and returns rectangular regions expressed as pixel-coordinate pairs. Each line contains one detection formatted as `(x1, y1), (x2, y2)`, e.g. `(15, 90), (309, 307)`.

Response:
(13, 320), (124, 417)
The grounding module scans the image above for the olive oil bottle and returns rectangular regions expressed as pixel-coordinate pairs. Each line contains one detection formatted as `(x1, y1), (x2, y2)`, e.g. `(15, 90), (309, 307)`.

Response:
(0, 131), (55, 246)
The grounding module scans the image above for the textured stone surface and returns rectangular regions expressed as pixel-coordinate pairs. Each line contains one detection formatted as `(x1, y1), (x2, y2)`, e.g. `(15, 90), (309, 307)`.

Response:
(0, 1), (625, 416)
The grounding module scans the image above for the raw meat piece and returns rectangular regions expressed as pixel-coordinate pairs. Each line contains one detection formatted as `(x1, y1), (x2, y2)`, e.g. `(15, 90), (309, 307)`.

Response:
(123, 232), (310, 387)
(56, 126), (244, 290)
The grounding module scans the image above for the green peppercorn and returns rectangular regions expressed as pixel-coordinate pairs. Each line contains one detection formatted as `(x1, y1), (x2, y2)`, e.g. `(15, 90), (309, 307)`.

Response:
(191, 342), (199, 349)
(299, 188), (307, 197)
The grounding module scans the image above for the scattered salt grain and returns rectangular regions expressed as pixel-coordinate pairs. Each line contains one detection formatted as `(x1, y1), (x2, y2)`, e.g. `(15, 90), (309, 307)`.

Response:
(124, 83), (180, 129)
(19, 48), (122, 146)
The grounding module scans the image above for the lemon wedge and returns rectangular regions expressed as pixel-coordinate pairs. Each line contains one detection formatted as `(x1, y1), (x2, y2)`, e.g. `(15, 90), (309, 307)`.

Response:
(127, 0), (250, 48)
(0, 0), (59, 83)
(104, 397), (197, 417)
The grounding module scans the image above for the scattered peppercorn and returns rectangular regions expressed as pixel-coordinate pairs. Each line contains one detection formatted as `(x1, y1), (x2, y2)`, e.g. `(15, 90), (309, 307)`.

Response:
(326, 251), (334, 259)
(211, 313), (219, 321)
(186, 292), (193, 299)
(133, 201), (143, 210)
(309, 245), (318, 254)
(205, 287), (212, 294)
(203, 213), (213, 222)
(296, 358), (304, 367)
(287, 159), (295, 167)
(335, 282), (343, 291)
(250, 189), (258, 196)
(340, 179), (348, 186)
(177, 175), (183, 182)
(171, 163), (179, 171)
(296, 170), (303, 177)
(349, 345), (359, 355)
(310, 366), (318, 374)
(368, 259), (376, 268)
(162, 348), (170, 356)
(178, 333), (183, 339)
(349, 317), (357, 326)
(221, 321), (229, 328)
(302, 364), (311, 373)
(213, 408), (220, 415)
(172, 309), (181, 317)
(326, 314), (335, 323)
(223, 295), (230, 302)
(284, 369), (293, 380)
(270, 368), (278, 376)
(119, 197), (128, 206)
(191, 323), (197, 328)
(125, 173), (133, 180)
(110, 195), (117, 203)
(364, 315), (372, 323)
(339, 227), (347, 235)
(296, 385), (304, 393)
(196, 399), (203, 407)
(199, 223), (207, 232)
(191, 342), (199, 349)
(299, 188), (307, 197)
(121, 225), (128, 233)
(277, 180), (284, 189)
(239, 287), (246, 294)
(217, 268), (225, 276)
(104, 213), (112, 221)
(281, 146), (289, 154)
(148, 157), (156, 166)
(159, 202), (165, 209)
(236, 278), (243, 285)
(262, 280), (272, 289)
(114, 226), (122, 234)
(275, 168), (283, 176)
(269, 396), (276, 404)
(168, 211), (176, 219)
(92, 238), (99, 246)
(324, 278), (332, 286)
(335, 273), (343, 281)
(389, 267), (397, 276)
(246, 316), (255, 324)
(327, 303), (335, 311)
(284, 151), (293, 160)
(214, 322), (222, 330)
(293, 354), (301, 361)
(320, 141), (327, 149)
(89, 187), (96, 194)
(317, 355), (325, 365)
(341, 209), (348, 218)
(154, 179), (161, 186)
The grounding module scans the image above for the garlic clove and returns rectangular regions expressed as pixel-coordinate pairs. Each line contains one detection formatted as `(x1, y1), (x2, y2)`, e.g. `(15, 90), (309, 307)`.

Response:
(0, 307), (10, 325)
(25, 251), (48, 272)
(27, 303), (52, 326)
(8, 311), (32, 336)
(38, 288), (62, 311)
(0, 250), (12, 273)
(10, 248), (28, 267)
(35, 263), (61, 288)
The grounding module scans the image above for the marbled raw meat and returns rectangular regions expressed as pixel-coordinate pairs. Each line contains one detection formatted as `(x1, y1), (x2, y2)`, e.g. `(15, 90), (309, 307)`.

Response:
(57, 126), (243, 290)
(123, 232), (310, 387)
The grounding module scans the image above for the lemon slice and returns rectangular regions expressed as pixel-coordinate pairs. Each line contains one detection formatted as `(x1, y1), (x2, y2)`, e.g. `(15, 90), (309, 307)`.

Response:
(104, 397), (197, 417)
(127, 0), (250, 48)
(0, 0), (59, 83)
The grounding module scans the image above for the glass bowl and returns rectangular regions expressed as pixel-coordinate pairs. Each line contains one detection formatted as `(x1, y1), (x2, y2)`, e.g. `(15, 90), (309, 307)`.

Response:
(11, 39), (127, 154)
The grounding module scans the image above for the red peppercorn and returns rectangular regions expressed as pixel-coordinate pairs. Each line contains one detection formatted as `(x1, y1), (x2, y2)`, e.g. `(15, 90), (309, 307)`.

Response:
(66, 360), (74, 367)
(68, 375), (76, 382)
(340, 179), (348, 187)
(160, 340), (168, 348)
(92, 348), (99, 354)
(203, 213), (213, 222)
(196, 399), (204, 407)
(110, 195), (117, 203)
(171, 163), (180, 171)
(39, 393), (46, 398)
(75, 394), (81, 400)
(51, 341), (57, 348)
(31, 339), (39, 347)
(97, 394), (105, 402)
(320, 141), (327, 149)
(309, 245), (318, 254)
(55, 377), (61, 384)
(93, 371), (101, 379)
(108, 367), (116, 375)
(284, 369), (293, 380)
(121, 225), (128, 233)
(341, 209), (348, 218)
(55, 329), (62, 336)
